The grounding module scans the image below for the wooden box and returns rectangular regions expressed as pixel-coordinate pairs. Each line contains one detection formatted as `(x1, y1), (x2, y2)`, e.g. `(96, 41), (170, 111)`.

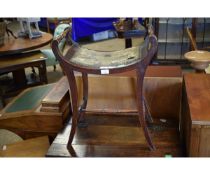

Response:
(0, 76), (70, 139)
(181, 73), (210, 157)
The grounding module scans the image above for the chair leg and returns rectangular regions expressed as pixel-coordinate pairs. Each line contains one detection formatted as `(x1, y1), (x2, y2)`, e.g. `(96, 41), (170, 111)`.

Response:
(66, 70), (79, 148)
(136, 68), (155, 151)
(78, 72), (89, 128)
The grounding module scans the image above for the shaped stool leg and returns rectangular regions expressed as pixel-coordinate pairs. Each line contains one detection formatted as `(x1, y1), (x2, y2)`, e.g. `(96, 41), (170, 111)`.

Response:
(67, 70), (79, 147)
(136, 69), (155, 151)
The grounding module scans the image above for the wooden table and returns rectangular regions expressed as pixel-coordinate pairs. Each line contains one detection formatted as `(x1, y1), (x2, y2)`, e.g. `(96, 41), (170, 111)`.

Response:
(0, 32), (52, 56)
(0, 33), (52, 103)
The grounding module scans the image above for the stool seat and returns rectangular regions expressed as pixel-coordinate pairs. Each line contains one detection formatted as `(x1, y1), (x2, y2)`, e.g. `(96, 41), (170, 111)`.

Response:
(69, 46), (146, 69)
(184, 50), (210, 71)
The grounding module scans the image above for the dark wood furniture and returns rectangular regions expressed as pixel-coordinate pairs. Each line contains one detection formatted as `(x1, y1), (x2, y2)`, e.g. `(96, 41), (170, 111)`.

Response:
(0, 51), (48, 86)
(0, 33), (52, 104)
(52, 26), (158, 151)
(47, 66), (183, 157)
(181, 73), (210, 156)
(0, 51), (48, 105)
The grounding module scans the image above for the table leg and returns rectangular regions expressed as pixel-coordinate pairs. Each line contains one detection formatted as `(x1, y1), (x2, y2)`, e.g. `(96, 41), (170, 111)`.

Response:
(38, 61), (48, 84)
(12, 69), (27, 87)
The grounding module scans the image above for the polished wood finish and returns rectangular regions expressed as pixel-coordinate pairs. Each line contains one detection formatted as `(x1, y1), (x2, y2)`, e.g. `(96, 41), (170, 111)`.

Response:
(0, 32), (52, 56)
(47, 115), (183, 157)
(52, 26), (158, 151)
(181, 73), (210, 156)
(0, 78), (70, 139)
(0, 136), (49, 157)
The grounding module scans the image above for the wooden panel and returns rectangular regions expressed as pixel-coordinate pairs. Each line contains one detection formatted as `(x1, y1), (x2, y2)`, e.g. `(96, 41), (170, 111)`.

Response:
(199, 128), (210, 156)
(0, 113), (63, 132)
(189, 127), (201, 157)
(41, 76), (69, 109)
(184, 73), (210, 125)
(0, 136), (49, 157)
(182, 73), (210, 157)
(145, 66), (182, 77)
(75, 76), (182, 120)
(144, 77), (182, 119)
(180, 81), (192, 156)
(115, 66), (182, 78)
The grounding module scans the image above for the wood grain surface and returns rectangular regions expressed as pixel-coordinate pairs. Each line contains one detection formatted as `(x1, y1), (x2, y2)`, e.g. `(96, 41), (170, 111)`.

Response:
(181, 73), (210, 156)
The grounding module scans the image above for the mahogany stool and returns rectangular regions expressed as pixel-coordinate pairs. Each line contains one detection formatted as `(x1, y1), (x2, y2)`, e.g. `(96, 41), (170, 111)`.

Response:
(52, 26), (158, 151)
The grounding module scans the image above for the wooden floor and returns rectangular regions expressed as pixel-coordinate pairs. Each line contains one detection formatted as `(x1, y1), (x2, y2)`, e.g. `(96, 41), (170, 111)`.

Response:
(47, 115), (184, 157)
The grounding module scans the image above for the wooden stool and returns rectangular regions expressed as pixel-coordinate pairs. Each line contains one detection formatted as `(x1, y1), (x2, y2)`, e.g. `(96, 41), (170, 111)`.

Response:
(52, 26), (158, 151)
(184, 50), (210, 73)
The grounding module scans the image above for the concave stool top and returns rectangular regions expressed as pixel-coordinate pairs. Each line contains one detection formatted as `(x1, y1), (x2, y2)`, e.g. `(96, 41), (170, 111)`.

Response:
(66, 44), (148, 69)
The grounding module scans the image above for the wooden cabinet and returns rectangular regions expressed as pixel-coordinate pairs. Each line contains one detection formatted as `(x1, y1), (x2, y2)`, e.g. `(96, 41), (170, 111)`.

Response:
(181, 73), (210, 156)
